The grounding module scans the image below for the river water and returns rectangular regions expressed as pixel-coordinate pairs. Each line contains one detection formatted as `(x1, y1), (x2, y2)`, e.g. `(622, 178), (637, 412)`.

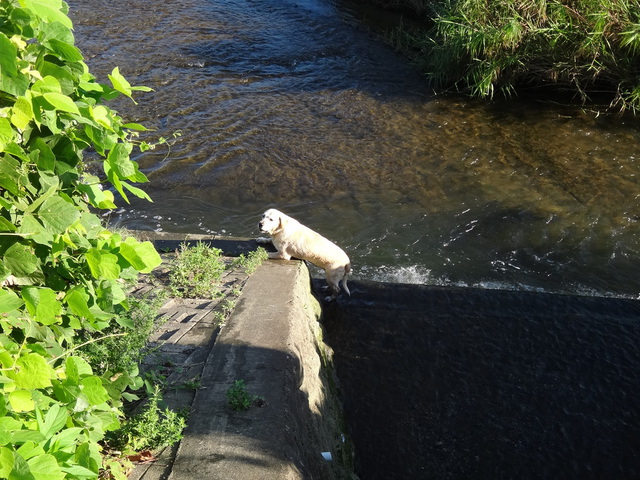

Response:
(70, 0), (640, 299)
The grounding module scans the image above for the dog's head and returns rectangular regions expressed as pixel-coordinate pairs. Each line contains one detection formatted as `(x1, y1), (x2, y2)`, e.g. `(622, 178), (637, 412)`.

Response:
(259, 208), (286, 235)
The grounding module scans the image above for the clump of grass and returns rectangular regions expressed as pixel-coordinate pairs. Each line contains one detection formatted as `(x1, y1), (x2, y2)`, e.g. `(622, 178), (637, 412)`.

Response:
(232, 247), (269, 274)
(390, 0), (640, 113)
(169, 242), (227, 298)
(111, 386), (187, 452)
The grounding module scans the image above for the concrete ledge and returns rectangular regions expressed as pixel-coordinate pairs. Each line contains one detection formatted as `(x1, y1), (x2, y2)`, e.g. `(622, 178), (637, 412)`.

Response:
(168, 260), (355, 479)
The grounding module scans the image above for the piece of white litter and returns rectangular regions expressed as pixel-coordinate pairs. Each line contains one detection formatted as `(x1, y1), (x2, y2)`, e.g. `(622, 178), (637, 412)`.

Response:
(321, 452), (333, 462)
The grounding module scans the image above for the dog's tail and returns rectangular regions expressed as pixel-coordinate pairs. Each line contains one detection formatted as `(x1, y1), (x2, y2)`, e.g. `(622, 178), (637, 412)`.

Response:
(342, 263), (351, 296)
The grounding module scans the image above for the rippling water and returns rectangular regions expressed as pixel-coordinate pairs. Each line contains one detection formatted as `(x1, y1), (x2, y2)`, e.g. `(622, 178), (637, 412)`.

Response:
(70, 0), (640, 297)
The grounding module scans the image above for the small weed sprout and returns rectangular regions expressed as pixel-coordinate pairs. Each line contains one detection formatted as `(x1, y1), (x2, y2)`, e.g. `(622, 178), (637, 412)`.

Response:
(226, 380), (261, 411)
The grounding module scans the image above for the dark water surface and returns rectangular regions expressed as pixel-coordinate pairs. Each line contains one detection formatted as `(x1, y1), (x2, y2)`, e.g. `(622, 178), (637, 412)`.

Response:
(71, 0), (640, 297)
(69, 0), (640, 478)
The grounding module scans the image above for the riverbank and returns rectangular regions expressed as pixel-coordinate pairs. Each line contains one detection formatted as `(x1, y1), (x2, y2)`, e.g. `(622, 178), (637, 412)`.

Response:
(128, 233), (356, 479)
(347, 0), (640, 113)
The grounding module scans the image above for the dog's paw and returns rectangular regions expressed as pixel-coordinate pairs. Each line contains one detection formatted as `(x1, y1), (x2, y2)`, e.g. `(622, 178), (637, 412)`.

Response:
(256, 237), (272, 244)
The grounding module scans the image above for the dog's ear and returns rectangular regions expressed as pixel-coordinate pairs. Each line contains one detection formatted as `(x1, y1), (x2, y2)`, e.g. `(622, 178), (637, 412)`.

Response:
(277, 212), (287, 232)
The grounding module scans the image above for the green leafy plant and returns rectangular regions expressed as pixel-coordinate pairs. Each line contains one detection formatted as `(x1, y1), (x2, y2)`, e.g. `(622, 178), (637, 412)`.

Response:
(169, 242), (227, 298)
(226, 379), (261, 411)
(232, 247), (268, 274)
(0, 0), (165, 477)
(111, 386), (186, 453)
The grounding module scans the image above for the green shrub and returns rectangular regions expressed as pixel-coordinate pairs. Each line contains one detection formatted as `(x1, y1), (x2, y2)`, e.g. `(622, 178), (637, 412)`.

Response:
(0, 0), (166, 477)
(111, 386), (187, 453)
(169, 242), (227, 298)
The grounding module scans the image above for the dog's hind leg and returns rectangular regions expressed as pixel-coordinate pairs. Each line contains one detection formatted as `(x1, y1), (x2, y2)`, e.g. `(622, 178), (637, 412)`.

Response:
(325, 267), (346, 301)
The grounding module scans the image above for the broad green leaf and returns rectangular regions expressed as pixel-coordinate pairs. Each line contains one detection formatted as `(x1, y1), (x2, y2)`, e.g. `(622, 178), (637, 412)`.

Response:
(11, 97), (33, 130)
(32, 138), (56, 172)
(18, 214), (54, 246)
(0, 424), (10, 446)
(4, 242), (39, 277)
(27, 453), (64, 480)
(85, 248), (120, 279)
(47, 427), (82, 451)
(0, 117), (15, 150)
(77, 183), (116, 210)
(12, 429), (46, 445)
(7, 451), (32, 480)
(8, 390), (34, 412)
(60, 464), (99, 478)
(64, 288), (94, 323)
(103, 160), (128, 202)
(123, 182), (152, 202)
(37, 404), (67, 437)
(39, 61), (75, 95)
(3, 142), (29, 162)
(0, 217), (17, 231)
(46, 38), (83, 62)
(22, 0), (72, 28)
(0, 289), (24, 313)
(0, 217), (16, 232)
(119, 239), (161, 273)
(107, 142), (135, 178)
(64, 356), (92, 384)
(0, 447), (14, 478)
(108, 67), (132, 98)
(31, 76), (61, 95)
(0, 70), (29, 97)
(42, 92), (80, 115)
(38, 195), (81, 233)
(39, 20), (74, 45)
(97, 279), (126, 311)
(123, 122), (147, 131)
(16, 441), (44, 461)
(79, 376), (108, 405)
(25, 183), (59, 215)
(90, 105), (114, 131)
(22, 287), (61, 325)
(0, 33), (18, 77)
(8, 353), (52, 389)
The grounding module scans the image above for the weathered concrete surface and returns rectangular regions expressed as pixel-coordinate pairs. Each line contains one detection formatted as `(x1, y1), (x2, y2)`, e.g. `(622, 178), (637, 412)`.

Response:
(166, 260), (355, 480)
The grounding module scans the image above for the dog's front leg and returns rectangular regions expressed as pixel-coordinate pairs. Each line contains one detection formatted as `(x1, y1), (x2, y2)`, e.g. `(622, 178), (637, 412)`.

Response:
(268, 250), (291, 260)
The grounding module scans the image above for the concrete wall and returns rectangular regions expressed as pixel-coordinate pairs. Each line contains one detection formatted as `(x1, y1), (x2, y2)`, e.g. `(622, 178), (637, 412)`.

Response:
(169, 260), (356, 480)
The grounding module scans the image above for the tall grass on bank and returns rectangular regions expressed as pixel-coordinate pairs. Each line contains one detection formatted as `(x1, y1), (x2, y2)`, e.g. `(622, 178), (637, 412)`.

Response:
(391, 0), (640, 112)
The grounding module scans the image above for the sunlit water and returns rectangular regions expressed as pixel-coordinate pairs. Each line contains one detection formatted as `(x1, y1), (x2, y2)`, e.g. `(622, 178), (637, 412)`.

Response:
(71, 0), (640, 297)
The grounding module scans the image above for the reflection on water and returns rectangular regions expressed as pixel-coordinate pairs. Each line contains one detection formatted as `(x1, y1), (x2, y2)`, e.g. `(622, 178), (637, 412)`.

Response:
(71, 0), (640, 297)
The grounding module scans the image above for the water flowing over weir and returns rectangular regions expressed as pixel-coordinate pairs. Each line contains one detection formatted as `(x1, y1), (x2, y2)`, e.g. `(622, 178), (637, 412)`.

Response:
(69, 0), (640, 478)
(318, 280), (640, 479)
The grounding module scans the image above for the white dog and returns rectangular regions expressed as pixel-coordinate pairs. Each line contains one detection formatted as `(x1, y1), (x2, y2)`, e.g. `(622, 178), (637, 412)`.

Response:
(258, 208), (351, 300)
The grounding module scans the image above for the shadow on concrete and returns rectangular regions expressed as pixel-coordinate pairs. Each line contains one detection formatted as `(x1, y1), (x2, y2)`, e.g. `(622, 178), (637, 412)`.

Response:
(316, 279), (640, 479)
(167, 261), (355, 480)
(169, 341), (354, 480)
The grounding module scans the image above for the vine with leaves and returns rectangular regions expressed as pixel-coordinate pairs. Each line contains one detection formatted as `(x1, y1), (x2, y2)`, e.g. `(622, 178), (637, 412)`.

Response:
(0, 0), (165, 478)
